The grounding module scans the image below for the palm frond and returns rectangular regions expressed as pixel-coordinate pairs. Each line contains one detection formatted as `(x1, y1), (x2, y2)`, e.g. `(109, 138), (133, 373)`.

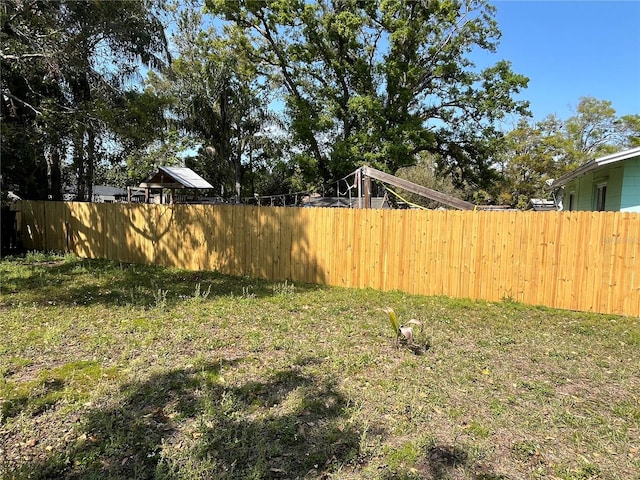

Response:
(383, 307), (400, 337)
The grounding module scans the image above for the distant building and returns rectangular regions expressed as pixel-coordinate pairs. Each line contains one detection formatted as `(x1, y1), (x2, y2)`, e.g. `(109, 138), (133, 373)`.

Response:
(92, 186), (128, 203)
(137, 167), (214, 204)
(551, 147), (640, 212)
(527, 198), (556, 211)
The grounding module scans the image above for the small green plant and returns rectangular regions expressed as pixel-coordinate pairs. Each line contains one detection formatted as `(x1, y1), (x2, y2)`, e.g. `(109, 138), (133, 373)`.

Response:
(128, 285), (147, 305)
(193, 282), (212, 300)
(22, 250), (61, 263)
(383, 307), (423, 347)
(272, 280), (295, 296)
(241, 286), (256, 298)
(502, 294), (516, 303)
(153, 288), (168, 310)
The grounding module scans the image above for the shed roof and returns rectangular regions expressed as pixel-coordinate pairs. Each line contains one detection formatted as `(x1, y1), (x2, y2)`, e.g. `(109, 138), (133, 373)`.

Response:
(551, 147), (640, 188)
(528, 198), (556, 211)
(93, 185), (127, 197)
(140, 167), (214, 189)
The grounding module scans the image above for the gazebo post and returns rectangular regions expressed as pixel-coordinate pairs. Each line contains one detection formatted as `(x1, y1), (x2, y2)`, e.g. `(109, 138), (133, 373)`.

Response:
(364, 175), (372, 209)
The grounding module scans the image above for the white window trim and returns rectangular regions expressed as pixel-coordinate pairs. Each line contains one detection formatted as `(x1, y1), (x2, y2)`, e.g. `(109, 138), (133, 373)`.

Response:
(595, 181), (607, 211)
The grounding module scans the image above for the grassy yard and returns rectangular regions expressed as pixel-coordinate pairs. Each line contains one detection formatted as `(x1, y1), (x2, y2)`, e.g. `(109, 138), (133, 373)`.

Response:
(0, 253), (638, 480)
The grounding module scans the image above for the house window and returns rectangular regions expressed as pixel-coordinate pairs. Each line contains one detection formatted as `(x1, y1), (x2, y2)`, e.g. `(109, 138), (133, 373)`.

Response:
(595, 183), (607, 211)
(568, 192), (575, 211)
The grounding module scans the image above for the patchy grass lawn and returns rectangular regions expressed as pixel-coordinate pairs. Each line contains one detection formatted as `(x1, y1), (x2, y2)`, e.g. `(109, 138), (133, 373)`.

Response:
(0, 253), (638, 480)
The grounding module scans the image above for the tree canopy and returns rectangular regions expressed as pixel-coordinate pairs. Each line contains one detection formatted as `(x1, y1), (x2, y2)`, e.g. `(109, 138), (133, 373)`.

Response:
(146, 4), (282, 202)
(1, 0), (169, 200)
(3, 1), (638, 209)
(205, 0), (530, 192)
(495, 97), (640, 208)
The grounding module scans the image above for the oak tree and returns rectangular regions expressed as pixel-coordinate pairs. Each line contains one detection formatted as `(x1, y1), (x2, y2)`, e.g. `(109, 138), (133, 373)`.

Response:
(205, 0), (529, 192)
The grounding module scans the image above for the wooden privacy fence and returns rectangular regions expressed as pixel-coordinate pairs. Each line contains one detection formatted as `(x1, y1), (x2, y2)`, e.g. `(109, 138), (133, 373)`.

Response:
(17, 201), (640, 317)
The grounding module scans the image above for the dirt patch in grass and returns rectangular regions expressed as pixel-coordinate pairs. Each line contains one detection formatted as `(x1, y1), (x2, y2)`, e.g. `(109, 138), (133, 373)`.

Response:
(1, 254), (639, 479)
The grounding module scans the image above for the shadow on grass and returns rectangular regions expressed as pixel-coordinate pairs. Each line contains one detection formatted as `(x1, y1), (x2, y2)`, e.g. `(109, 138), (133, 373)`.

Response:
(380, 444), (511, 480)
(1, 378), (66, 420)
(6, 357), (361, 479)
(0, 256), (325, 309)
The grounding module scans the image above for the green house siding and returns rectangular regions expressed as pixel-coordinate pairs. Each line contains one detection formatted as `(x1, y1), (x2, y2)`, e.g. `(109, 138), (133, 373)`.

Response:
(620, 158), (640, 212)
(556, 149), (640, 212)
(565, 165), (625, 211)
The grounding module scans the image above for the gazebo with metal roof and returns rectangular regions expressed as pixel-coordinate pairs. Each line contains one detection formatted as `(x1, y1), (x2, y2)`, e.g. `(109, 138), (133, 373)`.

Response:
(133, 166), (214, 204)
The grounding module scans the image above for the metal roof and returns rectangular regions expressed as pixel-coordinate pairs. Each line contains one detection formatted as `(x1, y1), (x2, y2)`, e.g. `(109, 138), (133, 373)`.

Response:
(140, 167), (214, 189)
(93, 185), (127, 196)
(551, 147), (640, 188)
(528, 198), (557, 211)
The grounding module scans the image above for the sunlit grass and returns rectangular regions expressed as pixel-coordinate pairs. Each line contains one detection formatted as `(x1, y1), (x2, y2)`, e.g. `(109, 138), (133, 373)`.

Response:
(0, 253), (638, 479)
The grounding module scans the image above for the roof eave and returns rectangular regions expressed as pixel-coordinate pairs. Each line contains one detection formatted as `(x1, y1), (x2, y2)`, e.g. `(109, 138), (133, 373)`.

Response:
(550, 147), (640, 189)
(141, 167), (214, 189)
(550, 161), (598, 188)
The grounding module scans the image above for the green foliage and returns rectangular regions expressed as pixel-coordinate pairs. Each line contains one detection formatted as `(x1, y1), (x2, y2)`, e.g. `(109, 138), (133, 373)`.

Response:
(272, 280), (296, 297)
(565, 97), (631, 157)
(495, 97), (639, 208)
(622, 114), (640, 147)
(145, 4), (285, 201)
(394, 152), (466, 208)
(153, 288), (169, 310)
(495, 116), (573, 207)
(206, 0), (529, 191)
(192, 283), (212, 301)
(384, 307), (401, 337)
(1, 0), (170, 200)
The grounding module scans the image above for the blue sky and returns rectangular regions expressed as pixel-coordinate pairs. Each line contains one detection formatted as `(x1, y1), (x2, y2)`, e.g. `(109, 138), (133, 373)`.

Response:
(163, 1), (639, 127)
(483, 0), (640, 123)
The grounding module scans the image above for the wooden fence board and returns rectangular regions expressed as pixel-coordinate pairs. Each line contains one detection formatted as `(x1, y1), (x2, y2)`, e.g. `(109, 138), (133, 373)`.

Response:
(539, 213), (554, 308)
(464, 211), (478, 300)
(16, 201), (640, 317)
(471, 212), (485, 301)
(503, 211), (518, 303)
(416, 210), (426, 295)
(619, 213), (640, 317)
(412, 210), (423, 294)
(426, 211), (439, 296)
(555, 213), (570, 311)
(528, 212), (542, 306)
(368, 210), (380, 290)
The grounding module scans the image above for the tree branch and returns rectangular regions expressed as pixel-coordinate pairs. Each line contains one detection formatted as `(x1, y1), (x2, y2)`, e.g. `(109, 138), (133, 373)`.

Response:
(2, 88), (42, 116)
(0, 52), (50, 61)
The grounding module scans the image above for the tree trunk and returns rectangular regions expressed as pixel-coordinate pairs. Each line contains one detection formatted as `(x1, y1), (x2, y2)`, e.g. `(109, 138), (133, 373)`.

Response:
(47, 145), (63, 201)
(234, 150), (242, 203)
(85, 125), (95, 202)
(73, 126), (86, 201)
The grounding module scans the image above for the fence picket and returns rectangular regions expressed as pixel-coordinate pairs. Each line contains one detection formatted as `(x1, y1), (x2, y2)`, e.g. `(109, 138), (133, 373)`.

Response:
(17, 201), (640, 317)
